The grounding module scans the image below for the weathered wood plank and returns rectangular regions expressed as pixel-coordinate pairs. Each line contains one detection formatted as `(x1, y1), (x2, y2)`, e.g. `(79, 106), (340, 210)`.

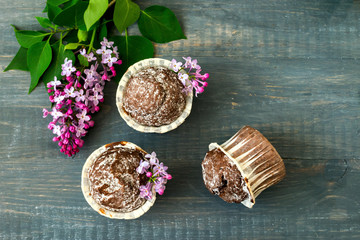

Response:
(0, 156), (359, 239)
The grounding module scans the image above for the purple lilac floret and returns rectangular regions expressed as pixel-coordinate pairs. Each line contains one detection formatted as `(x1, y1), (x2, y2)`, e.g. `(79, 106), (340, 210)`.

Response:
(137, 152), (172, 200)
(139, 182), (153, 200)
(43, 38), (122, 157)
(170, 56), (209, 96)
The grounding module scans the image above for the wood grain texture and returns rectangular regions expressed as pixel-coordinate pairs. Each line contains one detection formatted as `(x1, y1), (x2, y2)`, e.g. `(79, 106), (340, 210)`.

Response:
(1, 0), (360, 239)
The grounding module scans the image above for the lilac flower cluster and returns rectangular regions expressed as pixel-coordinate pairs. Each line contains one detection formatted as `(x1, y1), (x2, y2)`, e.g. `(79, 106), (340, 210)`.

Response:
(43, 38), (121, 157)
(170, 56), (209, 96)
(137, 152), (172, 200)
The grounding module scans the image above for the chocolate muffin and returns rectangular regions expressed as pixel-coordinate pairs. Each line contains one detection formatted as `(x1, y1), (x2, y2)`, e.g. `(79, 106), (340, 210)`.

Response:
(82, 142), (156, 219)
(202, 148), (251, 203)
(202, 126), (286, 208)
(116, 58), (193, 133)
(122, 66), (186, 126)
(88, 142), (147, 212)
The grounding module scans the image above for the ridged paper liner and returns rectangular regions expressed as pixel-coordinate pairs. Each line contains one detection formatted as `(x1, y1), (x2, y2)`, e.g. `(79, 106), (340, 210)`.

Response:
(209, 126), (286, 208)
(116, 58), (193, 133)
(81, 141), (156, 219)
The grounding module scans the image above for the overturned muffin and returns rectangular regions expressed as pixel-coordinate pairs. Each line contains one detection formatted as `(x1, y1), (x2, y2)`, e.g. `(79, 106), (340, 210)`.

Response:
(202, 148), (251, 203)
(122, 67), (186, 127)
(201, 126), (286, 208)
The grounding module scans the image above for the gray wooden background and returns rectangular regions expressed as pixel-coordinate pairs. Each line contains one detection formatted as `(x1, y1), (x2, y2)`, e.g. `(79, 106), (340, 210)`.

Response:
(1, 0), (360, 239)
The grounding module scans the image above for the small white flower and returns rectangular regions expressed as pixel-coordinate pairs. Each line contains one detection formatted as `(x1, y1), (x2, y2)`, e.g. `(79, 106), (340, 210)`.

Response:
(80, 49), (86, 56)
(182, 57), (192, 68)
(65, 87), (78, 98)
(96, 46), (112, 56)
(76, 89), (85, 102)
(170, 59), (182, 72)
(100, 37), (114, 48)
(52, 125), (62, 136)
(49, 77), (61, 90)
(51, 108), (63, 119)
(54, 95), (65, 104)
(61, 58), (76, 77)
(178, 72), (189, 85)
(76, 109), (90, 124)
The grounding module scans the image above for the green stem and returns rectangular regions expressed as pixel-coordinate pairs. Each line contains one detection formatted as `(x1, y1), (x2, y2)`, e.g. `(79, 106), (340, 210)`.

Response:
(51, 28), (72, 34)
(88, 29), (96, 54)
(62, 30), (70, 40)
(125, 28), (129, 59)
(47, 27), (74, 43)
(108, 0), (116, 8)
(48, 33), (54, 42)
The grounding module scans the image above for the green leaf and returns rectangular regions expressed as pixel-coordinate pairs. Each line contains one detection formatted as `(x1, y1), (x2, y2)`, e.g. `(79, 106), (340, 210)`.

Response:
(27, 41), (52, 93)
(43, 5), (48, 13)
(78, 54), (89, 67)
(45, 0), (71, 22)
(84, 0), (108, 30)
(110, 35), (154, 82)
(48, 0), (70, 5)
(64, 42), (81, 50)
(113, 0), (140, 34)
(41, 42), (75, 88)
(138, 5), (186, 43)
(4, 47), (29, 72)
(35, 16), (54, 29)
(47, 0), (70, 6)
(77, 29), (88, 42)
(99, 23), (107, 41)
(62, 0), (79, 8)
(62, 29), (78, 44)
(53, 0), (88, 30)
(11, 25), (48, 48)
(47, 2), (62, 22)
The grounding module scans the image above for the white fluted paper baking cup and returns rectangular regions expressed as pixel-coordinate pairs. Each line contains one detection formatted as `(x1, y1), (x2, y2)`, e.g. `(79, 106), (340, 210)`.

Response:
(116, 58), (193, 133)
(209, 126), (286, 208)
(81, 141), (156, 219)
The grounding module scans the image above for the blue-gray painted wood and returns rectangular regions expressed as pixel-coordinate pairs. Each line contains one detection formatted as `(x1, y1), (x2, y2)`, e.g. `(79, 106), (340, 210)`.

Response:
(1, 0), (360, 239)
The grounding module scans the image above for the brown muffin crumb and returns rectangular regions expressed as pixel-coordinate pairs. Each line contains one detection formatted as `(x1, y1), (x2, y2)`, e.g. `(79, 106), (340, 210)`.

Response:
(122, 67), (186, 126)
(202, 148), (250, 203)
(88, 145), (147, 212)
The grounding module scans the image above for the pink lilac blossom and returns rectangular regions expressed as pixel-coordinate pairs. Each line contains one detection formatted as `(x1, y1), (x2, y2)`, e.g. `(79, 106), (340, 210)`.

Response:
(170, 56), (209, 97)
(138, 152), (171, 200)
(170, 59), (182, 72)
(43, 38), (121, 157)
(153, 162), (168, 177)
(47, 77), (61, 89)
(139, 183), (153, 200)
(177, 72), (189, 85)
(145, 152), (159, 165)
(100, 37), (114, 48)
(80, 49), (97, 62)
(61, 58), (76, 77)
(136, 160), (150, 174)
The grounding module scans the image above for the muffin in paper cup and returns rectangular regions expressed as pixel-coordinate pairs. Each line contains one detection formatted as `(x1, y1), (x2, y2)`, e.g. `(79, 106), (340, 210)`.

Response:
(202, 126), (286, 208)
(81, 141), (156, 219)
(116, 58), (193, 133)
